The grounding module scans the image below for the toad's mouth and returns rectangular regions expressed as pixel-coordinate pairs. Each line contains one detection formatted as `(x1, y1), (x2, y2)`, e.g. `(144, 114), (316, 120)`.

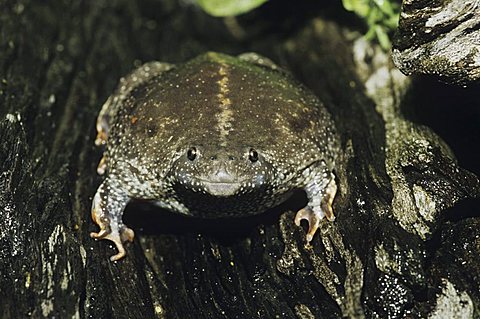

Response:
(186, 178), (248, 197)
(198, 180), (243, 197)
(203, 182), (240, 194)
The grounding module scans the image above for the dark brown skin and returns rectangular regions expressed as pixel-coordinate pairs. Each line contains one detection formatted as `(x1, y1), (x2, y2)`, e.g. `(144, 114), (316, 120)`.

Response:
(91, 52), (340, 261)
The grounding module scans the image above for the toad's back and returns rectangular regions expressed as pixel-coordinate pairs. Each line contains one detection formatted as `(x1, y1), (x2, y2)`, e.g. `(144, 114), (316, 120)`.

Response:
(109, 53), (337, 172)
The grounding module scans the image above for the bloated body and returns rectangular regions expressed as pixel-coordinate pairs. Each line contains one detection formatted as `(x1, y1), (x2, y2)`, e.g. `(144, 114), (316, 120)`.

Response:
(91, 52), (339, 261)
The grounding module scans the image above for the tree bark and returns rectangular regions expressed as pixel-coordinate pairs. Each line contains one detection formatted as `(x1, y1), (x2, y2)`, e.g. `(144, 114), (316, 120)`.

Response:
(1, 1), (479, 318)
(393, 0), (480, 85)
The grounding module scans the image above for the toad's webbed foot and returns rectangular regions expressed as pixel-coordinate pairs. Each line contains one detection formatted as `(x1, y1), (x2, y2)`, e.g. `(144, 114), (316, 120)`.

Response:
(295, 173), (337, 242)
(90, 180), (133, 261)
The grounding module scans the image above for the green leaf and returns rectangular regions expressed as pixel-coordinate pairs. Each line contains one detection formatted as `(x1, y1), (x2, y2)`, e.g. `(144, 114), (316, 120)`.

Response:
(375, 25), (391, 50)
(341, 0), (400, 51)
(342, 0), (370, 17)
(197, 0), (268, 17)
(365, 26), (376, 40)
(342, 0), (356, 11)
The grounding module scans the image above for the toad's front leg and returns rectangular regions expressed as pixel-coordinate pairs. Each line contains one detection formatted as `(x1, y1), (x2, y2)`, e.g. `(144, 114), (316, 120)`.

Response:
(295, 172), (337, 242)
(90, 179), (134, 261)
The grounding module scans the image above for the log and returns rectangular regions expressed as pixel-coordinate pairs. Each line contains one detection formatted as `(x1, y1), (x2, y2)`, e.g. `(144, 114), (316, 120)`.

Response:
(1, 1), (479, 318)
(392, 0), (480, 85)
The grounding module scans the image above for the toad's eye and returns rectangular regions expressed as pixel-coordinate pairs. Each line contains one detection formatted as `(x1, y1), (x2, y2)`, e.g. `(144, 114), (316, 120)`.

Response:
(187, 147), (197, 161)
(248, 148), (259, 162)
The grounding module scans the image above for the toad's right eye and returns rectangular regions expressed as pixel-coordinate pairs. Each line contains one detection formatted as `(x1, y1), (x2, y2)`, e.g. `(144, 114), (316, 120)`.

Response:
(187, 147), (197, 161)
(248, 148), (259, 163)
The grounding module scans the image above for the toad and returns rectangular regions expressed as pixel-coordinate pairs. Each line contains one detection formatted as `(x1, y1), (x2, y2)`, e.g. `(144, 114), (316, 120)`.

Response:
(91, 52), (339, 261)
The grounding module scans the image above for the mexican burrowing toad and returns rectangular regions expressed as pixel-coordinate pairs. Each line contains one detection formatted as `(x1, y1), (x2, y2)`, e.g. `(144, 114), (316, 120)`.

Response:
(91, 52), (340, 261)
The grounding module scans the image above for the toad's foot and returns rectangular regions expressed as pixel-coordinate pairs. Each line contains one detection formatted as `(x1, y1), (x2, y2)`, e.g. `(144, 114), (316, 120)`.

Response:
(90, 181), (132, 261)
(295, 207), (322, 242)
(90, 220), (134, 261)
(95, 130), (107, 146)
(95, 96), (111, 146)
(295, 174), (337, 242)
(97, 155), (107, 175)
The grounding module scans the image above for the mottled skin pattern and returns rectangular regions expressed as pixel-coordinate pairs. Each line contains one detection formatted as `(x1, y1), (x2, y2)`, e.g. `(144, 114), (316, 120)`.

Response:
(91, 52), (339, 261)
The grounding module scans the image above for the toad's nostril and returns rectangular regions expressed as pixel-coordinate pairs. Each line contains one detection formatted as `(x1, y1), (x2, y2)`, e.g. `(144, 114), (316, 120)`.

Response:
(210, 155), (217, 160)
(228, 155), (236, 160)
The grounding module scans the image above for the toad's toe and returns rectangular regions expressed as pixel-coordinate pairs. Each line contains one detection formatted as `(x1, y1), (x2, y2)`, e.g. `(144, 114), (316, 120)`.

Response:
(90, 227), (131, 261)
(295, 207), (323, 242)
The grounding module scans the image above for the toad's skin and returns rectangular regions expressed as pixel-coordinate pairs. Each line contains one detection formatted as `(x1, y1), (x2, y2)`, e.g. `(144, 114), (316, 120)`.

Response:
(91, 52), (340, 261)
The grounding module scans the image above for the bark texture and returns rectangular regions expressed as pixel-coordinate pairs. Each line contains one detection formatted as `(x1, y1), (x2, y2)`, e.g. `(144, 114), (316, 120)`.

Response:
(0, 1), (479, 318)
(393, 0), (480, 85)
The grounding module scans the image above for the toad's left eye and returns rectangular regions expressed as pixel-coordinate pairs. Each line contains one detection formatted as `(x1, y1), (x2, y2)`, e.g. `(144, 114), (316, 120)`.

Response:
(248, 148), (259, 162)
(187, 147), (197, 161)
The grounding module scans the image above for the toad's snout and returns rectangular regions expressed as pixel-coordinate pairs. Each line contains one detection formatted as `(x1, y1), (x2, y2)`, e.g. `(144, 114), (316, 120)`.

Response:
(201, 160), (243, 197)
(208, 156), (238, 182)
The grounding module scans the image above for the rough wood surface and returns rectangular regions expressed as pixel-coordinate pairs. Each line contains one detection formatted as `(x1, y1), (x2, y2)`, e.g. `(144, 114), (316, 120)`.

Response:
(393, 0), (480, 85)
(1, 1), (479, 318)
